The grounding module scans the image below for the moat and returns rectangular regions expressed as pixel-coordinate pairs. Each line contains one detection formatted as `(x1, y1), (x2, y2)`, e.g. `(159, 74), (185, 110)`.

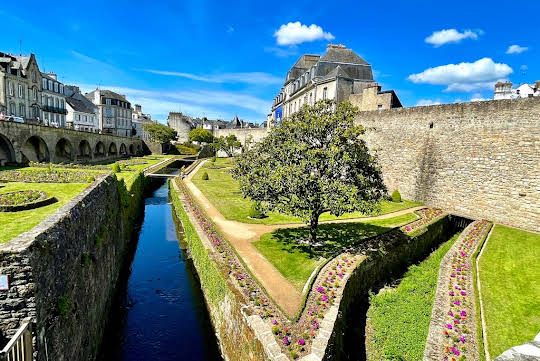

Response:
(99, 181), (222, 361)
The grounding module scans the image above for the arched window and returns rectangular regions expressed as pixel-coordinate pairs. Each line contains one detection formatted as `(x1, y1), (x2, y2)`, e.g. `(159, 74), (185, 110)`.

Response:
(323, 87), (328, 100)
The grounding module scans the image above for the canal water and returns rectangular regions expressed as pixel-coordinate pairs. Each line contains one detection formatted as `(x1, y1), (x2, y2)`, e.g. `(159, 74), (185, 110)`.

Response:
(99, 180), (222, 361)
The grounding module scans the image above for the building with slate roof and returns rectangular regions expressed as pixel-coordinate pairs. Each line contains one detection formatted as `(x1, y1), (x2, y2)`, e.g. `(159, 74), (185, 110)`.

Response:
(40, 72), (67, 128)
(65, 85), (99, 132)
(85, 89), (132, 136)
(269, 44), (401, 126)
(0, 52), (42, 123)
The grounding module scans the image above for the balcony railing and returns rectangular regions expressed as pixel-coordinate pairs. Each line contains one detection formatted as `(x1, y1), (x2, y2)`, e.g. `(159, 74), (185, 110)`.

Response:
(42, 105), (67, 114)
(0, 318), (33, 361)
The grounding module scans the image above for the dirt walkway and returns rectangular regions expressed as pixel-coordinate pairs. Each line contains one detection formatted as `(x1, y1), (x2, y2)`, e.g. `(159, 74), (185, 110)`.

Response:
(184, 160), (424, 316)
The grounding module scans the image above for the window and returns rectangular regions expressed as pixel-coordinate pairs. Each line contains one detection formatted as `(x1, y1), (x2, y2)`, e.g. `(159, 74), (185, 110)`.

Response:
(9, 102), (15, 115)
(377, 104), (383, 109)
(59, 85), (64, 94)
(42, 78), (47, 89)
(60, 100), (64, 110)
(18, 84), (23, 98)
(106, 99), (111, 105)
(32, 71), (36, 82)
(19, 104), (25, 117)
(8, 82), (13, 96)
(54, 82), (58, 93)
(48, 97), (52, 106)
(323, 87), (328, 100)
(48, 80), (53, 90)
(83, 115), (87, 122)
(54, 98), (59, 108)
(77, 114), (81, 121)
(33, 88), (37, 100)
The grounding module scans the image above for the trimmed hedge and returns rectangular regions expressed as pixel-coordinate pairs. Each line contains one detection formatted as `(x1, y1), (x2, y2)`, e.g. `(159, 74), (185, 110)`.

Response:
(391, 189), (402, 203)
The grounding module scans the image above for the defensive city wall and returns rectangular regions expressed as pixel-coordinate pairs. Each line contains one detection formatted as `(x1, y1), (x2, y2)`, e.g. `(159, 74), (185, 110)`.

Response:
(357, 96), (539, 232)
(0, 121), (144, 164)
(220, 97), (539, 232)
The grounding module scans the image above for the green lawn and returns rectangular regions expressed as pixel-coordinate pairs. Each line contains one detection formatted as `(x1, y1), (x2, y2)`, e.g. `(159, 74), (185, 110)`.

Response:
(478, 225), (540, 357)
(0, 156), (168, 243)
(0, 182), (89, 243)
(253, 212), (419, 292)
(192, 158), (422, 225)
(365, 232), (459, 360)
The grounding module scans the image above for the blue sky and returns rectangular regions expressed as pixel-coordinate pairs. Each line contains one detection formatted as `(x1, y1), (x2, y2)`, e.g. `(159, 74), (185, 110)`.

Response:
(1, 0), (538, 123)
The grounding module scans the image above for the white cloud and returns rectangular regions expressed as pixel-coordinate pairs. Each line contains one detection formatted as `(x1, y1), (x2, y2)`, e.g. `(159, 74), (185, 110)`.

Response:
(274, 22), (334, 46)
(425, 29), (482, 47)
(506, 44), (528, 54)
(139, 69), (282, 85)
(79, 84), (270, 121)
(407, 58), (513, 92)
(264, 46), (299, 58)
(416, 99), (442, 106)
(470, 93), (488, 102)
(227, 26), (234, 34)
(520, 65), (528, 71)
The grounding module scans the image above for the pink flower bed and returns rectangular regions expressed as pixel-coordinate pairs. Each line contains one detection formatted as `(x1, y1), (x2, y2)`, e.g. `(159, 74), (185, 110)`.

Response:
(401, 208), (444, 234)
(442, 220), (491, 361)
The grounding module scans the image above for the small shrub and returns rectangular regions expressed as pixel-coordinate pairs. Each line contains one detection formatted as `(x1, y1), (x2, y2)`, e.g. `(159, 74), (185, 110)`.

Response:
(57, 296), (72, 316)
(211, 156), (217, 162)
(391, 189), (402, 203)
(248, 202), (266, 219)
(112, 163), (121, 173)
(272, 325), (280, 335)
(87, 176), (96, 183)
(202, 171), (209, 180)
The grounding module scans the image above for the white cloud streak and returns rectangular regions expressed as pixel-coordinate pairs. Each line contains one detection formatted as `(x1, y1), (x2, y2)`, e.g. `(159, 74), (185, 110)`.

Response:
(416, 99), (442, 106)
(139, 69), (282, 85)
(506, 45), (528, 54)
(78, 84), (270, 121)
(425, 29), (482, 47)
(408, 58), (513, 92)
(274, 22), (334, 46)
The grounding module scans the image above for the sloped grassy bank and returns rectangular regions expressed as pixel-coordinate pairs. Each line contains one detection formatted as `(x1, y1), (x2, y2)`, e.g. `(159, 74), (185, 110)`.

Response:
(169, 180), (267, 361)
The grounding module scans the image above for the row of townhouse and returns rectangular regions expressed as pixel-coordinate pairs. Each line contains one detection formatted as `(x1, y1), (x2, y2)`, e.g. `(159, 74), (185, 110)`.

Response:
(0, 51), (154, 138)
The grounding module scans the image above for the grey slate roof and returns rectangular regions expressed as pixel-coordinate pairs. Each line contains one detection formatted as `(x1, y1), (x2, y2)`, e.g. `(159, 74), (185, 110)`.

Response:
(320, 65), (352, 82)
(320, 46), (369, 65)
(66, 96), (96, 114)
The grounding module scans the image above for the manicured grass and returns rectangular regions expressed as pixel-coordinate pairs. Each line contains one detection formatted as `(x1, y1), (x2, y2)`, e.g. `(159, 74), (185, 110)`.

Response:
(478, 225), (540, 357)
(366, 232), (460, 361)
(0, 182), (89, 243)
(253, 213), (419, 292)
(192, 158), (422, 225)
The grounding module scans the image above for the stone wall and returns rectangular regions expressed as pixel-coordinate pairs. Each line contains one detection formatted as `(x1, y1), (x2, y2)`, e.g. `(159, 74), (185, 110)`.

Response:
(0, 173), (147, 360)
(356, 97), (540, 232)
(213, 128), (268, 146)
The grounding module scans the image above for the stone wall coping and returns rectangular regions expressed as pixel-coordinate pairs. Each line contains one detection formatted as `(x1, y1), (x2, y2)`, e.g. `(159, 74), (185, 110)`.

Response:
(0, 173), (112, 253)
(357, 96), (539, 118)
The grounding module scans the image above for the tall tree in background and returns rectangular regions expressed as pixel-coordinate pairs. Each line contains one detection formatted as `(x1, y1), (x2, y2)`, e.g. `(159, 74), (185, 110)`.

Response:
(212, 135), (241, 157)
(143, 123), (177, 144)
(232, 100), (387, 247)
(188, 128), (214, 144)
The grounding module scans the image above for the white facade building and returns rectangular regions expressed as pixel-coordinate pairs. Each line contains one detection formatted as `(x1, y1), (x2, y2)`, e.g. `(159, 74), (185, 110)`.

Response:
(41, 73), (66, 127)
(131, 104), (153, 140)
(494, 81), (540, 100)
(65, 85), (98, 132)
(85, 89), (132, 136)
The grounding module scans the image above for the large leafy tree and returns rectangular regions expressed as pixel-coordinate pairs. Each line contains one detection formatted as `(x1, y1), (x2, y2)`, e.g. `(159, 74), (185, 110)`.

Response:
(143, 122), (177, 144)
(232, 100), (387, 247)
(212, 135), (242, 157)
(188, 128), (214, 144)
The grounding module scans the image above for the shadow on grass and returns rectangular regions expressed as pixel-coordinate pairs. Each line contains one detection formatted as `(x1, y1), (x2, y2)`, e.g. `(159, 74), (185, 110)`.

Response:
(271, 222), (393, 259)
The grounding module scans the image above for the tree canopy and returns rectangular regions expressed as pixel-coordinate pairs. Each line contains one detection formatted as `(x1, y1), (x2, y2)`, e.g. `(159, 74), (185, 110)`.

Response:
(212, 135), (242, 157)
(232, 100), (387, 247)
(188, 128), (214, 144)
(143, 122), (177, 144)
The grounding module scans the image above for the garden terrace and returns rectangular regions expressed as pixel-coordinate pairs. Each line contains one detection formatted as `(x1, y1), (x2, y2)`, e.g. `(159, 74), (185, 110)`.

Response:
(191, 158), (423, 225)
(175, 165), (454, 361)
(0, 156), (170, 244)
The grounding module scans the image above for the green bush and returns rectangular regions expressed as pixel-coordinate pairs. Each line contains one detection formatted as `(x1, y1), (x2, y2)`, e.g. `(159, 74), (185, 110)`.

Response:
(112, 163), (121, 173)
(202, 171), (209, 180)
(248, 202), (266, 219)
(211, 156), (217, 162)
(87, 176), (96, 183)
(391, 189), (402, 203)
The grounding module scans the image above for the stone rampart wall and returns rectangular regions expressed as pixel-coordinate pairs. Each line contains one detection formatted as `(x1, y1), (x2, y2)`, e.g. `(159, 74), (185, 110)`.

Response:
(213, 128), (268, 145)
(0, 173), (146, 360)
(356, 97), (540, 232)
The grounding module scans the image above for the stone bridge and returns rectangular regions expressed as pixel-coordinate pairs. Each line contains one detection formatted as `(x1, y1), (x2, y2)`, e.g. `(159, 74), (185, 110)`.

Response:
(0, 121), (144, 164)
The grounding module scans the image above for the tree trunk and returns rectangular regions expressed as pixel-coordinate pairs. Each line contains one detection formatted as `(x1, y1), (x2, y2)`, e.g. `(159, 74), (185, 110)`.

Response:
(309, 212), (320, 249)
